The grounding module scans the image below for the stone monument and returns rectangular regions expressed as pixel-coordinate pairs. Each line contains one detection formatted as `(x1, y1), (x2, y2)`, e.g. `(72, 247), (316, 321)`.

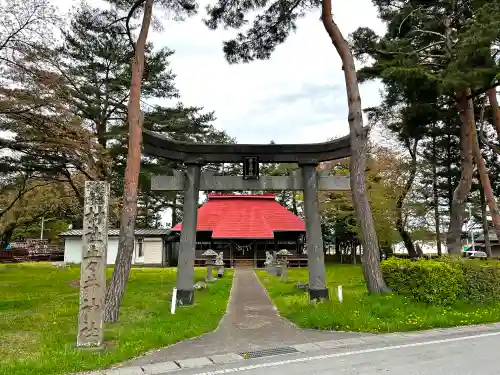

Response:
(77, 181), (109, 348)
(215, 251), (224, 277)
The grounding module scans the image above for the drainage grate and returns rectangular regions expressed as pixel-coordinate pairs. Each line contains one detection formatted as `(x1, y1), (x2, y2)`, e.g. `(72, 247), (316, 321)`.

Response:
(239, 346), (299, 359)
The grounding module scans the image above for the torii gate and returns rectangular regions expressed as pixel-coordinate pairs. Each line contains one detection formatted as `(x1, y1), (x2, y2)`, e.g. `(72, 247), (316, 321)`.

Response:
(142, 129), (353, 305)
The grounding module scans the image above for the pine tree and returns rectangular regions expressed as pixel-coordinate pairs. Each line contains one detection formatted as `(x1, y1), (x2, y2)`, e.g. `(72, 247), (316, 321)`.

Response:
(350, 0), (500, 254)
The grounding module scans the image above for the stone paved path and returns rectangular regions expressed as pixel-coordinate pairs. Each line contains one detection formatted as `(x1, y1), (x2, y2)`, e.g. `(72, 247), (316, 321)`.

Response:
(129, 268), (367, 366)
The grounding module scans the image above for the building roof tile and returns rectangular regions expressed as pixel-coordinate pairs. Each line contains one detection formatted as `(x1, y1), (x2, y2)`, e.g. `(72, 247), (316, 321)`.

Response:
(172, 194), (305, 239)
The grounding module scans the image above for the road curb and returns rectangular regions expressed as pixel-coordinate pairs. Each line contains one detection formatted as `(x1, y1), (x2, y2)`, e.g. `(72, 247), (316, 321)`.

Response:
(85, 322), (500, 374)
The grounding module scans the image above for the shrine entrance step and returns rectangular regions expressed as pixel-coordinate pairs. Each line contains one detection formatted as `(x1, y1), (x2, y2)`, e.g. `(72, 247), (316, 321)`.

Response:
(233, 259), (254, 268)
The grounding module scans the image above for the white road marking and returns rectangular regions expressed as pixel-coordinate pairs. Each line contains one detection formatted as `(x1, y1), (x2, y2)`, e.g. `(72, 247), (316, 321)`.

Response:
(193, 331), (500, 375)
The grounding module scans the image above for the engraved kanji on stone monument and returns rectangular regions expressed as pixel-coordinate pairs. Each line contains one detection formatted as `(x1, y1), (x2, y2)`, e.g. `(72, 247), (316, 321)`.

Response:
(77, 181), (109, 348)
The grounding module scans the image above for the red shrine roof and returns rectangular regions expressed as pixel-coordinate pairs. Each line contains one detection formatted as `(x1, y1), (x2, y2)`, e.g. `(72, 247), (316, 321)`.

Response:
(171, 193), (305, 239)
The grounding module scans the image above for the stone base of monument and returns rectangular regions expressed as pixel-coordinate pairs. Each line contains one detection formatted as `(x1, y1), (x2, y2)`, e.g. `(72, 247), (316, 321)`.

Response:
(72, 343), (106, 352)
(275, 266), (283, 277)
(176, 289), (195, 305)
(205, 276), (216, 282)
(308, 287), (329, 302)
(280, 268), (288, 281)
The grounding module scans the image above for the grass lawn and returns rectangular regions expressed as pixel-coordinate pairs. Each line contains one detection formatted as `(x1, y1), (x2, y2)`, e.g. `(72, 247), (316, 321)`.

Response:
(258, 264), (500, 333)
(0, 263), (233, 375)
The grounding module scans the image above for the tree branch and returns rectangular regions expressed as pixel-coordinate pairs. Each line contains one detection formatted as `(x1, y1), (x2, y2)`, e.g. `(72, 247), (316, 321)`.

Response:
(126, 0), (148, 53)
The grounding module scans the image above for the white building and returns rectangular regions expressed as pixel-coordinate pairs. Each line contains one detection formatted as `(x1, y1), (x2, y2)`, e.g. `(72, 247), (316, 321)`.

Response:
(392, 240), (448, 255)
(60, 228), (171, 266)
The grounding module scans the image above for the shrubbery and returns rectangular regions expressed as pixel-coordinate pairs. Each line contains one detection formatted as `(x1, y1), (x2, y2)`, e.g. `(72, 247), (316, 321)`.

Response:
(452, 260), (500, 304)
(382, 257), (500, 305)
(382, 258), (463, 305)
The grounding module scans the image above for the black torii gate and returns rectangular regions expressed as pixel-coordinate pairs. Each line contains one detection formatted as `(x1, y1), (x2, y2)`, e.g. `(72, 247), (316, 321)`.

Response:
(142, 129), (353, 305)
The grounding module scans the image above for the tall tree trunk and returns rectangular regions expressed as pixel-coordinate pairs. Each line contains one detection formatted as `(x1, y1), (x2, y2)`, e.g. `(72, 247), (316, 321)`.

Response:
(487, 88), (500, 140)
(321, 0), (389, 293)
(104, 0), (153, 323)
(0, 227), (14, 251)
(447, 90), (475, 255)
(395, 140), (418, 258)
(470, 111), (500, 244)
(432, 133), (442, 256)
(415, 243), (424, 257)
(480, 185), (493, 258)
(446, 133), (453, 216)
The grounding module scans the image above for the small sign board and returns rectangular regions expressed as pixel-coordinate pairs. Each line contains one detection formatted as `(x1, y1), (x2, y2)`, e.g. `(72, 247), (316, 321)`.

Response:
(243, 156), (259, 180)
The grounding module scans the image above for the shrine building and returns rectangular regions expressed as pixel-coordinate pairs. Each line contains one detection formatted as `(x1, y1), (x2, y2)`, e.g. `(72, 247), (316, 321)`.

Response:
(166, 193), (308, 268)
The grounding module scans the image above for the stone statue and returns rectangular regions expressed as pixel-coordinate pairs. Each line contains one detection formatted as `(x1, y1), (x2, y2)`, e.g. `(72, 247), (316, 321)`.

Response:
(215, 251), (224, 266)
(215, 251), (224, 278)
(264, 251), (273, 267)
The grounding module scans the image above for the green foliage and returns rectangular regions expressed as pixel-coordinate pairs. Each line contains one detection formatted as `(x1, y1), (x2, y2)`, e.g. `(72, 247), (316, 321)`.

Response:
(320, 147), (412, 251)
(0, 2), (236, 228)
(12, 218), (69, 242)
(354, 0), (500, 93)
(382, 258), (500, 306)
(459, 262), (500, 304)
(106, 0), (197, 20)
(258, 264), (500, 333)
(204, 0), (322, 63)
(381, 258), (463, 305)
(350, 0), (500, 251)
(440, 258), (500, 305)
(0, 264), (233, 375)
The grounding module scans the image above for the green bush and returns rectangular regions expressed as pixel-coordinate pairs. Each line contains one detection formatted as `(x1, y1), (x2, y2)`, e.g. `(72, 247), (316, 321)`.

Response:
(381, 258), (464, 305)
(383, 257), (500, 306)
(443, 259), (500, 304)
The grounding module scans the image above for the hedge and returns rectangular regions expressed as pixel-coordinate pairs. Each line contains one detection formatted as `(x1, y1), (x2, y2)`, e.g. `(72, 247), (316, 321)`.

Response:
(381, 258), (464, 305)
(382, 257), (500, 306)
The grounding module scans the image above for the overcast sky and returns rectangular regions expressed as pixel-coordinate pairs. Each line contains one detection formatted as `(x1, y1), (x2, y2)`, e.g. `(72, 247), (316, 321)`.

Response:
(57, 0), (386, 144)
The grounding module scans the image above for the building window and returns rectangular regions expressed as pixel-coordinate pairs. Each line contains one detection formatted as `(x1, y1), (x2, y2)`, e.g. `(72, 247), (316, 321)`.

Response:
(137, 238), (144, 257)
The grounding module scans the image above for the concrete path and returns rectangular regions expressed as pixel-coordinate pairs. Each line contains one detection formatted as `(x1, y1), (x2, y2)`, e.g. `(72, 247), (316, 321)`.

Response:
(129, 268), (364, 366)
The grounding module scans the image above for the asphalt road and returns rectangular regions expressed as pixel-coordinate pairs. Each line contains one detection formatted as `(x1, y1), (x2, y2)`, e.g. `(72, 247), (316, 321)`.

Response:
(173, 329), (500, 375)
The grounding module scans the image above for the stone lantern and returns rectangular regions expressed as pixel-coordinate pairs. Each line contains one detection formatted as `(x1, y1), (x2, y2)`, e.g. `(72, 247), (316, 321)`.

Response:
(202, 249), (218, 282)
(276, 249), (292, 281)
(215, 252), (224, 278)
